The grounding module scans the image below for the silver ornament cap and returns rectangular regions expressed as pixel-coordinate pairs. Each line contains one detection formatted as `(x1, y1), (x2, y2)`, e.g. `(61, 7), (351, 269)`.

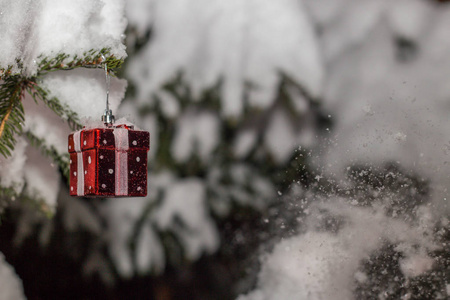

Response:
(102, 109), (115, 126)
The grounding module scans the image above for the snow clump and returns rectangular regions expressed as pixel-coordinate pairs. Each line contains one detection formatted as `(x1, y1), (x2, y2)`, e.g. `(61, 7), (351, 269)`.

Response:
(0, 0), (127, 74)
(127, 0), (323, 117)
(239, 201), (436, 300)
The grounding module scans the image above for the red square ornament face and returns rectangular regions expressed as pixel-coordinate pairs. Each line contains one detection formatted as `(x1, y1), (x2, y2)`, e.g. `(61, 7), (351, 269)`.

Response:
(68, 125), (149, 197)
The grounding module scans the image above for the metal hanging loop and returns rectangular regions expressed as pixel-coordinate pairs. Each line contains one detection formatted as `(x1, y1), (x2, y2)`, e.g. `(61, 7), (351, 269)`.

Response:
(101, 55), (115, 126)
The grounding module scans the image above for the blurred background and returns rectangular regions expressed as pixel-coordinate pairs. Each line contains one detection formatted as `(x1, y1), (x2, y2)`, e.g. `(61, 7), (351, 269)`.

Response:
(1, 0), (450, 299)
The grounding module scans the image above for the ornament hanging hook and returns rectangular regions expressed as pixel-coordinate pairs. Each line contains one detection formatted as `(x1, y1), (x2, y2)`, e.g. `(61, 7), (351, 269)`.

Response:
(101, 54), (115, 126)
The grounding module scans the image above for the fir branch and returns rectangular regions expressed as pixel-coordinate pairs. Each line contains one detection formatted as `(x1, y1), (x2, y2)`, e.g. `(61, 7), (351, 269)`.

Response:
(24, 131), (70, 183)
(0, 75), (26, 157)
(0, 66), (14, 81)
(0, 103), (13, 137)
(37, 48), (124, 76)
(0, 186), (54, 218)
(26, 82), (82, 130)
(0, 187), (14, 220)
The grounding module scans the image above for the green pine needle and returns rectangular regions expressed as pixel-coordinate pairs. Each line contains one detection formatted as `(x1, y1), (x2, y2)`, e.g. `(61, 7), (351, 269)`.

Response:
(37, 48), (124, 76)
(0, 75), (26, 157)
(26, 83), (82, 131)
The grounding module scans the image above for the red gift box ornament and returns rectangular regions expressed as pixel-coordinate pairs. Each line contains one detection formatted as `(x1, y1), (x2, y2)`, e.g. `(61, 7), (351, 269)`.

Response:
(68, 124), (149, 197)
(68, 56), (149, 197)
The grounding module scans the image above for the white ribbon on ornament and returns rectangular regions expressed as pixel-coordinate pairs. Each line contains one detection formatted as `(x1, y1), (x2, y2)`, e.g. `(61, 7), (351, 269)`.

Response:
(73, 130), (84, 196)
(113, 127), (129, 196)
